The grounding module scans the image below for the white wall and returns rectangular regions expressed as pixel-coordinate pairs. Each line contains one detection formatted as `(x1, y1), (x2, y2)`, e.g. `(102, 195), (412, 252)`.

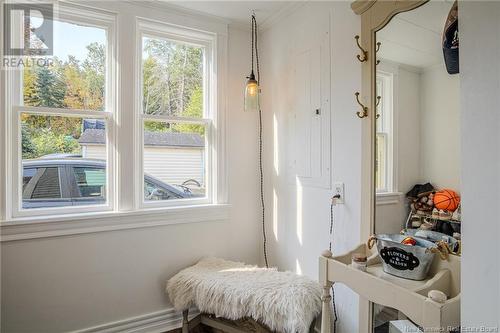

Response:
(460, 1), (500, 329)
(376, 65), (420, 234)
(0, 26), (262, 333)
(420, 65), (461, 190)
(261, 3), (361, 332)
(397, 67), (422, 193)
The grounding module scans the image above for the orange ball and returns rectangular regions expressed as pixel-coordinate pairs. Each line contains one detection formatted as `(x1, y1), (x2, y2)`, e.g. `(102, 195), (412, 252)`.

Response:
(402, 237), (417, 246)
(433, 189), (460, 211)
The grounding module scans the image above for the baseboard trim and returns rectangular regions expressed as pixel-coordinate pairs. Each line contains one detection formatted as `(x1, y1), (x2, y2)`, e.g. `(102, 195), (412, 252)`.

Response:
(72, 307), (199, 333)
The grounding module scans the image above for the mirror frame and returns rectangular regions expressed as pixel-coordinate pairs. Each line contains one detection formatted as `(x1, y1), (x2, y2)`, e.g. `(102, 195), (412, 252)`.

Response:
(351, 0), (429, 331)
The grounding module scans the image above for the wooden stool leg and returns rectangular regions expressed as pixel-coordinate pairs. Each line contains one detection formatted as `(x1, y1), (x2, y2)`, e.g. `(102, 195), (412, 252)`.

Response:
(182, 309), (189, 333)
(321, 285), (333, 333)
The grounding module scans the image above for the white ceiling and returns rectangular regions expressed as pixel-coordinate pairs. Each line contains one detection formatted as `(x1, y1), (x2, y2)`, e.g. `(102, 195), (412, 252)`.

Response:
(377, 1), (454, 69)
(161, 1), (453, 68)
(163, 1), (293, 28)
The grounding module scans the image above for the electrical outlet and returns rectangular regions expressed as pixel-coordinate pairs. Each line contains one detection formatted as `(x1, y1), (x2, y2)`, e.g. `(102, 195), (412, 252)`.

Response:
(333, 182), (345, 204)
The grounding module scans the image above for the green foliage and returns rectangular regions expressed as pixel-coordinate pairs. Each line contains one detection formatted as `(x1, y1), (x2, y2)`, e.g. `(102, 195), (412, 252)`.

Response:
(24, 43), (105, 111)
(21, 37), (205, 159)
(82, 43), (105, 110)
(63, 56), (86, 109)
(21, 124), (37, 159)
(31, 65), (66, 108)
(23, 68), (37, 104)
(30, 130), (81, 158)
(172, 87), (204, 134)
(22, 43), (105, 158)
(184, 87), (203, 118)
(142, 38), (203, 117)
(144, 121), (169, 132)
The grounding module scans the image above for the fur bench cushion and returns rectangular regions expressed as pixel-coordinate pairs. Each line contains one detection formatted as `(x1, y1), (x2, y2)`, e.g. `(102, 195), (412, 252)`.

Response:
(166, 257), (322, 333)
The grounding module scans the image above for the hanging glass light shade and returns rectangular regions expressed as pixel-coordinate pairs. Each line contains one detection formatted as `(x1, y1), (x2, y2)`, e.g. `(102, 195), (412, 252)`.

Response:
(244, 70), (259, 112)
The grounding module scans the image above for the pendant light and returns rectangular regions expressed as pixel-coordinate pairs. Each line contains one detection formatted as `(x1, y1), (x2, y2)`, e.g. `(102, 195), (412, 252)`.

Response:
(244, 13), (260, 112)
(244, 13), (269, 269)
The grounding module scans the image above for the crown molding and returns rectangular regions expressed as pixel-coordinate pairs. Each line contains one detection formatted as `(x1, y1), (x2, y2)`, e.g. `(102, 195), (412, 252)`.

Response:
(123, 1), (308, 34)
(126, 1), (231, 28)
(259, 1), (308, 32)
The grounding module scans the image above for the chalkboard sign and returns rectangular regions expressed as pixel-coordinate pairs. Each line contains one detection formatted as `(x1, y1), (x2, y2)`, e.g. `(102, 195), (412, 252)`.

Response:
(380, 247), (420, 271)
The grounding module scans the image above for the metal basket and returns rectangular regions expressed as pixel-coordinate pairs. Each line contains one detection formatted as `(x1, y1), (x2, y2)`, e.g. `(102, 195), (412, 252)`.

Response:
(367, 234), (448, 281)
(401, 229), (461, 255)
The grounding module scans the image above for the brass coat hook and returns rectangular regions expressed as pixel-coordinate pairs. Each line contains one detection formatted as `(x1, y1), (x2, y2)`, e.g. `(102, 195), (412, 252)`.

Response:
(355, 35), (368, 62)
(355, 92), (368, 118)
(376, 96), (381, 119)
(376, 42), (381, 65)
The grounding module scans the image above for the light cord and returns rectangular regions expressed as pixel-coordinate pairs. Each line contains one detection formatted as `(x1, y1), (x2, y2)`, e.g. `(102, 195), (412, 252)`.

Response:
(329, 200), (338, 332)
(251, 14), (254, 75)
(251, 14), (268, 269)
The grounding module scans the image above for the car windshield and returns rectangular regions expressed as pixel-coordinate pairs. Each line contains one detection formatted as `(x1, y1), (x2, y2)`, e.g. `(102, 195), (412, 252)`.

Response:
(144, 180), (183, 200)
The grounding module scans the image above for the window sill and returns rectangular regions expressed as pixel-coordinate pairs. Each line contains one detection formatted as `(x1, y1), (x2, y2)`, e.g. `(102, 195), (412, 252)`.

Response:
(0, 204), (231, 242)
(376, 192), (403, 205)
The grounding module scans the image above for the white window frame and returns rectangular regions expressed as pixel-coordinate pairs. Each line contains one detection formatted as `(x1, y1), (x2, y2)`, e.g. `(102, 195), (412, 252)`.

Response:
(1, 2), (229, 239)
(375, 69), (396, 194)
(5, 3), (116, 218)
(135, 19), (217, 209)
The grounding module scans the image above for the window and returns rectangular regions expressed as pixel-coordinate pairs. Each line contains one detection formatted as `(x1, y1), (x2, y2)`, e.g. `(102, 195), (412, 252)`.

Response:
(6, 4), (115, 217)
(375, 71), (394, 193)
(138, 20), (216, 207)
(2, 3), (226, 226)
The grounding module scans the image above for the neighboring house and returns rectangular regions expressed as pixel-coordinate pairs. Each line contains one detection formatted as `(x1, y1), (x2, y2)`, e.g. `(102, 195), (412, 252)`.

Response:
(79, 128), (205, 186)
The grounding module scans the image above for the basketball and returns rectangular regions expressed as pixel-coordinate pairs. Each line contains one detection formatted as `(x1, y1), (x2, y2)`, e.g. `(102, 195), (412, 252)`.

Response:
(433, 189), (460, 211)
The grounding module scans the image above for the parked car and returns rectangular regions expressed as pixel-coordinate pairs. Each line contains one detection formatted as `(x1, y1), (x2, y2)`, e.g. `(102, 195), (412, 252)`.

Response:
(22, 157), (193, 209)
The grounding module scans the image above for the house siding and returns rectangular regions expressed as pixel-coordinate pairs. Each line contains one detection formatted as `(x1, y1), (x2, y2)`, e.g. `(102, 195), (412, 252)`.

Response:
(82, 145), (204, 186)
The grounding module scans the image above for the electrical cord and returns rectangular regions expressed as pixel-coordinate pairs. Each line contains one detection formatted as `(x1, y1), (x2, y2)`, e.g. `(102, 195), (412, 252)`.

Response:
(329, 198), (339, 333)
(251, 13), (269, 269)
(331, 285), (338, 333)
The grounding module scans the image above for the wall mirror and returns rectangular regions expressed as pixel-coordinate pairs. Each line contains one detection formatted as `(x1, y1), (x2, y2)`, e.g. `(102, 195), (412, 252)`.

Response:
(372, 1), (460, 331)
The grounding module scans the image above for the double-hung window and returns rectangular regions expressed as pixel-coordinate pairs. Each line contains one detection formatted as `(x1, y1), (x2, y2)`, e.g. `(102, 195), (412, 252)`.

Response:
(6, 4), (115, 217)
(375, 70), (394, 193)
(137, 20), (216, 208)
(2, 2), (224, 226)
